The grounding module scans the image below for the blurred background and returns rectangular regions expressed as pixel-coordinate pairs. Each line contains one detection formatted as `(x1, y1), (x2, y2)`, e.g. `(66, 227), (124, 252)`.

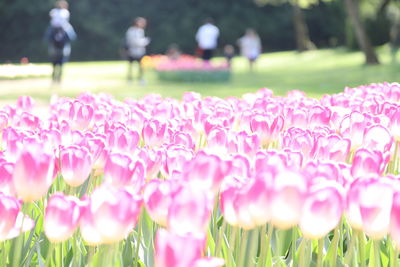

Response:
(0, 0), (396, 62)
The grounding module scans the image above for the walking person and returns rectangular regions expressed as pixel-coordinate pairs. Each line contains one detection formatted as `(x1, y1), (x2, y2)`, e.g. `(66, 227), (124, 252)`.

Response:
(125, 17), (150, 84)
(46, 0), (76, 83)
(195, 18), (220, 63)
(237, 28), (262, 72)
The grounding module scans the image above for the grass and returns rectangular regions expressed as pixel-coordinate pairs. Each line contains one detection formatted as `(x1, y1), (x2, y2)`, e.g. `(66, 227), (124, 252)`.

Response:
(0, 46), (399, 102)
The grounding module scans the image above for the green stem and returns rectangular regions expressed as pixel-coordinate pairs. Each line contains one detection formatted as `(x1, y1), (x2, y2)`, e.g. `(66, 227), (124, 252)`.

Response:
(227, 226), (238, 267)
(391, 247), (398, 267)
(265, 224), (274, 266)
(298, 238), (311, 267)
(331, 227), (340, 267)
(358, 230), (366, 267)
(134, 214), (143, 267)
(245, 228), (260, 267)
(214, 221), (226, 257)
(1, 242), (6, 266)
(371, 240), (381, 267)
(317, 238), (324, 267)
(256, 225), (267, 267)
(45, 243), (55, 267)
(291, 227), (297, 265)
(344, 230), (357, 265)
(237, 230), (249, 267)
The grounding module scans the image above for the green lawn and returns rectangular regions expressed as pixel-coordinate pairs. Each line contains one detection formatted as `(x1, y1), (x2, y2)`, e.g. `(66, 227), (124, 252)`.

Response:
(0, 46), (399, 102)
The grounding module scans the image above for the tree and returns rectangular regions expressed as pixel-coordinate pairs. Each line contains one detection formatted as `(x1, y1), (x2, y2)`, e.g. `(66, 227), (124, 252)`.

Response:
(344, 0), (380, 64)
(256, 0), (316, 52)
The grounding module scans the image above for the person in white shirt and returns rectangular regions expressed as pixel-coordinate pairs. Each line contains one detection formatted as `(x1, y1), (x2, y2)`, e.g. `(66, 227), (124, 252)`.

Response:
(46, 1), (76, 83)
(195, 18), (220, 61)
(237, 28), (262, 72)
(49, 1), (70, 27)
(125, 17), (150, 83)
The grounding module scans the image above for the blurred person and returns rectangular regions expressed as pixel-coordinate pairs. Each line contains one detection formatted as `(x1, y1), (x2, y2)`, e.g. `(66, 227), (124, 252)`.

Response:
(125, 17), (150, 84)
(195, 18), (220, 62)
(237, 28), (262, 72)
(223, 44), (235, 68)
(388, 5), (400, 64)
(45, 0), (76, 83)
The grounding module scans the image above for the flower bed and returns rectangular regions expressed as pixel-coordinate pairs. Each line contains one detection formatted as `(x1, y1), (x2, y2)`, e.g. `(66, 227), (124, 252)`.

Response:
(1, 83), (400, 266)
(151, 54), (231, 82)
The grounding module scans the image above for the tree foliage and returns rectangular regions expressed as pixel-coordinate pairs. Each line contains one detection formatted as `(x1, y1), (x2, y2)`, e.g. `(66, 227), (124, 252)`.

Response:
(0, 0), (388, 62)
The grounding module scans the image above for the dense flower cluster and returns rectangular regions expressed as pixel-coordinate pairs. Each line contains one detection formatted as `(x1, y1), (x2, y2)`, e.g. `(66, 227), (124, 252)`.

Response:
(1, 82), (400, 266)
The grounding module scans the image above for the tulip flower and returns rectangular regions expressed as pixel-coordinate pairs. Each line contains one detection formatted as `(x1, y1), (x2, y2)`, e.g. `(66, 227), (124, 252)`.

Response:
(347, 178), (393, 239)
(270, 169), (307, 229)
(104, 153), (145, 190)
(351, 148), (387, 178)
(155, 229), (224, 267)
(181, 150), (231, 193)
(250, 113), (284, 146)
(0, 160), (15, 196)
(142, 119), (167, 148)
(0, 192), (34, 241)
(390, 192), (400, 248)
(143, 179), (178, 227)
(44, 193), (81, 243)
(362, 124), (393, 153)
(162, 145), (193, 178)
(80, 185), (142, 245)
(220, 175), (272, 229)
(167, 183), (213, 234)
(59, 145), (93, 187)
(299, 182), (344, 239)
(69, 100), (94, 131)
(13, 142), (55, 202)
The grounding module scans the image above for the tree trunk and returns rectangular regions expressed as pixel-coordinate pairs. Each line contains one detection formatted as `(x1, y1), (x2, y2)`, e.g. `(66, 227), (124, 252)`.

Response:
(344, 0), (380, 64)
(292, 0), (316, 52)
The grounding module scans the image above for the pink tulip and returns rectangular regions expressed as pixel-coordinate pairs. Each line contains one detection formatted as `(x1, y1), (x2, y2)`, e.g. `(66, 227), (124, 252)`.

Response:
(44, 193), (81, 242)
(387, 108), (400, 141)
(250, 113), (284, 146)
(307, 105), (331, 128)
(16, 96), (34, 112)
(143, 179), (178, 226)
(104, 153), (145, 190)
(167, 183), (213, 234)
(236, 131), (259, 158)
(142, 119), (167, 148)
(155, 228), (225, 267)
(313, 134), (351, 162)
(220, 175), (272, 229)
(284, 107), (308, 129)
(0, 192), (34, 241)
(13, 142), (55, 202)
(347, 178), (393, 239)
(170, 131), (195, 150)
(299, 182), (344, 239)
(0, 111), (8, 133)
(137, 148), (163, 179)
(281, 127), (316, 162)
(0, 160), (15, 196)
(80, 185), (142, 245)
(68, 100), (94, 131)
(59, 145), (93, 187)
(182, 151), (231, 193)
(339, 111), (370, 151)
(351, 148), (387, 178)
(106, 126), (140, 154)
(362, 124), (393, 153)
(162, 145), (193, 178)
(270, 169), (307, 229)
(390, 192), (400, 248)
